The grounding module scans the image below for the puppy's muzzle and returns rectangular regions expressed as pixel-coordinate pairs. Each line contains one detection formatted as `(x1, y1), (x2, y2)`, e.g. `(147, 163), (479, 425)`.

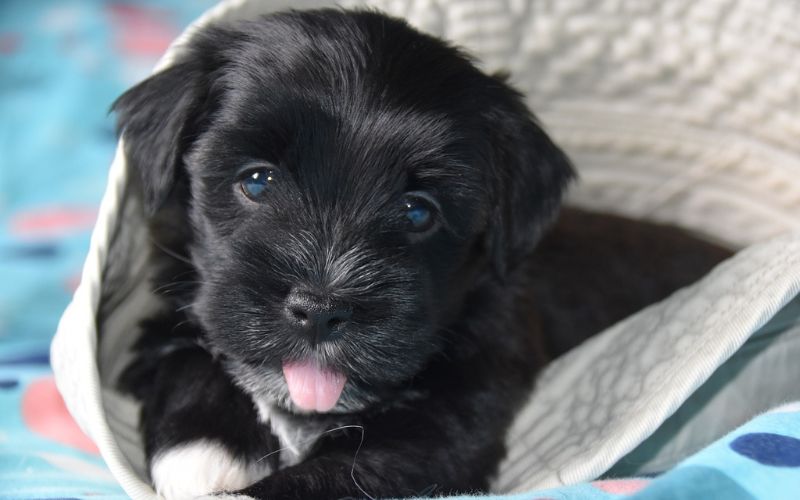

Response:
(284, 289), (353, 344)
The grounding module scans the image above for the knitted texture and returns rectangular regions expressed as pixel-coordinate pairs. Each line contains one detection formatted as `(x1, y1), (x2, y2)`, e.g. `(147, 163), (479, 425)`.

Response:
(496, 230), (800, 491)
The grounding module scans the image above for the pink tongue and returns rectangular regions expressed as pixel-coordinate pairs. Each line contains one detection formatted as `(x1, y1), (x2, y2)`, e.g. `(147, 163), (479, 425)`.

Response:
(282, 361), (347, 413)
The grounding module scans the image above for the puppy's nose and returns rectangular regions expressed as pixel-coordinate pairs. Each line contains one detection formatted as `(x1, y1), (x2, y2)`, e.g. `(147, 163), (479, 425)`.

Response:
(284, 290), (352, 344)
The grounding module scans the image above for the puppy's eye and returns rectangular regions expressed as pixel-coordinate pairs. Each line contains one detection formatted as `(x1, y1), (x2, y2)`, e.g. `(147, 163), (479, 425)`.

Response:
(402, 193), (439, 233)
(240, 168), (278, 200)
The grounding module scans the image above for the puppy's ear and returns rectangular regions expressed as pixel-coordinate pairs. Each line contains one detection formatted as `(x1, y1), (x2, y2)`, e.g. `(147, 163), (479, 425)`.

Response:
(484, 83), (575, 278)
(112, 61), (211, 215)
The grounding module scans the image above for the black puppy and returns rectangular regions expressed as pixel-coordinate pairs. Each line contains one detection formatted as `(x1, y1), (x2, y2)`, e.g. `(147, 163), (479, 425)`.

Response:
(112, 9), (730, 499)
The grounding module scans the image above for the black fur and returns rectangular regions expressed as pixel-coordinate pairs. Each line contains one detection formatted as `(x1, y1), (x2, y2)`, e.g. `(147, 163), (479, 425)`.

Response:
(111, 9), (730, 499)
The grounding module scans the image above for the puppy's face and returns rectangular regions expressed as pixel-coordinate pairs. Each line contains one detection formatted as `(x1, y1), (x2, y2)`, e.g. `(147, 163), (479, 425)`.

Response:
(115, 10), (572, 414)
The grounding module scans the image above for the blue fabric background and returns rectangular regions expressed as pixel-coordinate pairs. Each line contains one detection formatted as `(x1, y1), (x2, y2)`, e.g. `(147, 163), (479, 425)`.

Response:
(0, 2), (213, 497)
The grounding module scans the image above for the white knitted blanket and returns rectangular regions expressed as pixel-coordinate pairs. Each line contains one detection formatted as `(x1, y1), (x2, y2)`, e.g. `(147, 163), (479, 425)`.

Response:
(51, 0), (800, 497)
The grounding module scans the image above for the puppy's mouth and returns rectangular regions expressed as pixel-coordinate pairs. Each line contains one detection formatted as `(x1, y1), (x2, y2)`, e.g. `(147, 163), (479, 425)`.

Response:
(282, 359), (347, 413)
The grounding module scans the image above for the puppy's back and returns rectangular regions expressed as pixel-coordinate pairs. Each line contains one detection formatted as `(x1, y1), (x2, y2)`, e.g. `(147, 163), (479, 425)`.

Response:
(527, 208), (732, 357)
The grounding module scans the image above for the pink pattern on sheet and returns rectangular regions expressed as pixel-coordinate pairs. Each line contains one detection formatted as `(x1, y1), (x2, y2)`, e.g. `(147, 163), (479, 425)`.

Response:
(592, 478), (650, 494)
(22, 377), (100, 455)
(11, 207), (97, 238)
(107, 3), (178, 56)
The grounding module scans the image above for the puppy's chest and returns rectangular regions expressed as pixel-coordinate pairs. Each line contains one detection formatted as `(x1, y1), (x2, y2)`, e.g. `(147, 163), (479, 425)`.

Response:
(253, 398), (330, 468)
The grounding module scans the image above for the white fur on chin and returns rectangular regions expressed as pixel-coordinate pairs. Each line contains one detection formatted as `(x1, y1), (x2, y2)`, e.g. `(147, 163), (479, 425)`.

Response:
(151, 440), (270, 500)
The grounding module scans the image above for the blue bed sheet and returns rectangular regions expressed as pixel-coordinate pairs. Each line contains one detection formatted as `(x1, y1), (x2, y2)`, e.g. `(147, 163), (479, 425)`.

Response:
(0, 1), (214, 497)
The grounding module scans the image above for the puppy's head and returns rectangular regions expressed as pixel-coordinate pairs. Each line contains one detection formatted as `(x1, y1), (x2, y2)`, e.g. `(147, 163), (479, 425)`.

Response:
(114, 9), (573, 414)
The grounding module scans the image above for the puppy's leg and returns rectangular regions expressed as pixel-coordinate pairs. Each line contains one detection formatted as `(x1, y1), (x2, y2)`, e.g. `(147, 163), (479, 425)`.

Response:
(130, 348), (275, 499)
(236, 388), (510, 500)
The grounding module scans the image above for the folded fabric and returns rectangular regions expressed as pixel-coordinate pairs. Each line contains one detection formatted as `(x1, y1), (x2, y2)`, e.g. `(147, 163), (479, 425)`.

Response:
(447, 402), (800, 500)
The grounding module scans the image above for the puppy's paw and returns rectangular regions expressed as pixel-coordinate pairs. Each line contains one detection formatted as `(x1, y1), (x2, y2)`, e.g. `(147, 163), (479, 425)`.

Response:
(151, 440), (269, 500)
(196, 495), (255, 500)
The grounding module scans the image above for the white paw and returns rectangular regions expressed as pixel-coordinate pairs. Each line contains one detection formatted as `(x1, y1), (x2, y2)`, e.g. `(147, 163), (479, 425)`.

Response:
(196, 496), (255, 500)
(151, 440), (269, 500)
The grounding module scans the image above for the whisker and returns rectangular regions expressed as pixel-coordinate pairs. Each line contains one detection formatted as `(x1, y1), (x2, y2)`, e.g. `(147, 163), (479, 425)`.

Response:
(150, 237), (194, 266)
(346, 425), (373, 500)
(153, 280), (204, 295)
(170, 319), (194, 333)
(175, 302), (200, 313)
